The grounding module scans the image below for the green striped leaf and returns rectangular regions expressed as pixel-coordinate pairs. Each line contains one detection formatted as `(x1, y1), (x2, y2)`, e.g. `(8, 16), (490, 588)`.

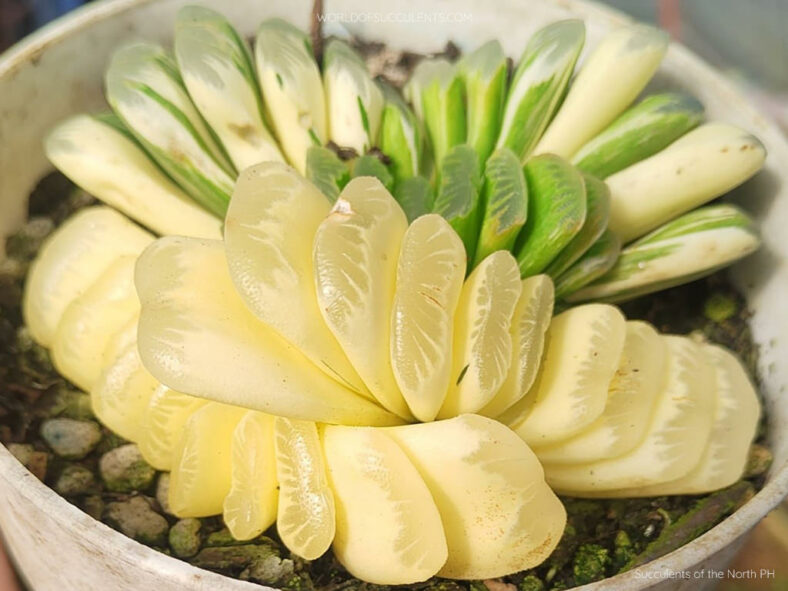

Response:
(105, 42), (236, 217)
(554, 229), (620, 300)
(515, 154), (587, 277)
(573, 92), (704, 179)
(352, 154), (394, 192)
(174, 6), (284, 171)
(323, 39), (384, 154)
(406, 59), (466, 171)
(545, 172), (610, 278)
(305, 146), (349, 203)
(607, 122), (767, 243)
(433, 144), (483, 261)
(45, 114), (221, 239)
(536, 24), (669, 158)
(393, 176), (435, 223)
(379, 84), (423, 184)
(255, 18), (326, 173)
(568, 204), (760, 303)
(497, 20), (585, 162)
(474, 148), (528, 265)
(460, 40), (508, 164)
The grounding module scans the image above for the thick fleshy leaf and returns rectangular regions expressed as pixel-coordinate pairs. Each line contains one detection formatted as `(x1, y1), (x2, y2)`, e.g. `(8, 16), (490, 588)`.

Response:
(606, 123), (766, 242)
(23, 206), (153, 346)
(438, 251), (521, 417)
(224, 162), (368, 394)
(135, 236), (399, 426)
(611, 343), (760, 496)
(406, 59), (466, 168)
(255, 18), (326, 173)
(139, 386), (208, 471)
(45, 115), (221, 239)
(105, 42), (235, 216)
(305, 145), (350, 202)
(324, 425), (448, 584)
(52, 256), (139, 391)
(535, 24), (669, 158)
(573, 92), (704, 179)
(544, 173), (610, 278)
(505, 304), (627, 446)
(515, 154), (586, 277)
(174, 6), (284, 171)
(460, 40), (508, 163)
(544, 336), (716, 494)
(474, 147), (528, 265)
(323, 39), (384, 153)
(533, 321), (666, 463)
(351, 154), (393, 192)
(554, 229), (621, 300)
(391, 215), (466, 422)
(393, 176), (435, 223)
(274, 418), (336, 560)
(169, 402), (246, 517)
(224, 411), (279, 540)
(313, 177), (412, 419)
(497, 20), (585, 162)
(91, 332), (159, 443)
(432, 144), (483, 261)
(386, 415), (565, 579)
(480, 274), (554, 417)
(379, 84), (422, 183)
(568, 204), (760, 303)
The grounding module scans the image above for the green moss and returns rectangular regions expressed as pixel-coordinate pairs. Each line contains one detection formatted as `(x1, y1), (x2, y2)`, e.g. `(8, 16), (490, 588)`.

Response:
(572, 543), (610, 585)
(428, 583), (466, 591)
(518, 575), (545, 591)
(704, 292), (738, 323)
(169, 518), (202, 558)
(612, 530), (635, 571)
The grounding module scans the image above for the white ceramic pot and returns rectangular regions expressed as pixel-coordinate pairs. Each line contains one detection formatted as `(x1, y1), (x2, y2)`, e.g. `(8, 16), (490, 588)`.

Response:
(1, 1), (787, 589)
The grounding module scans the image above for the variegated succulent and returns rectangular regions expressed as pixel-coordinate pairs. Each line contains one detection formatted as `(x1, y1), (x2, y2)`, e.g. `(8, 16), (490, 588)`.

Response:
(28, 4), (764, 586)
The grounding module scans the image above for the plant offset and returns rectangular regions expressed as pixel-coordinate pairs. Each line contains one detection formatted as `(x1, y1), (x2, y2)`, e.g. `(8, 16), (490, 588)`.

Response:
(18, 3), (766, 587)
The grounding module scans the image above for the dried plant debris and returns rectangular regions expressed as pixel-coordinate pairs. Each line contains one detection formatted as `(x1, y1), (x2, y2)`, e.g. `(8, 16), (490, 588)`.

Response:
(0, 170), (770, 590)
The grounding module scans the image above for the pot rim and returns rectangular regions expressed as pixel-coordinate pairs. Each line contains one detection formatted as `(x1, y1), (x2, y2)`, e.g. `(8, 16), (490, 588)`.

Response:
(1, 1), (787, 590)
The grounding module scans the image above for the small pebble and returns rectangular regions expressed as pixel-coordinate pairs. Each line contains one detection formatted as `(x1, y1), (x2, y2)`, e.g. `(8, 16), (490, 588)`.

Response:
(55, 464), (96, 496)
(156, 473), (173, 515)
(205, 528), (239, 548)
(5, 217), (55, 260)
(40, 417), (102, 459)
(99, 444), (156, 492)
(191, 544), (277, 571)
(7, 443), (33, 464)
(39, 387), (94, 420)
(103, 496), (168, 546)
(744, 444), (773, 478)
(6, 443), (49, 480)
(81, 495), (104, 520)
(483, 580), (516, 591)
(242, 554), (295, 586)
(169, 518), (202, 558)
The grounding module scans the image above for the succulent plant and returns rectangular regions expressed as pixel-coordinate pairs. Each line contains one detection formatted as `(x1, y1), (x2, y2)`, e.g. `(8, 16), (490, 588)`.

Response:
(27, 4), (765, 586)
(45, 6), (766, 304)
